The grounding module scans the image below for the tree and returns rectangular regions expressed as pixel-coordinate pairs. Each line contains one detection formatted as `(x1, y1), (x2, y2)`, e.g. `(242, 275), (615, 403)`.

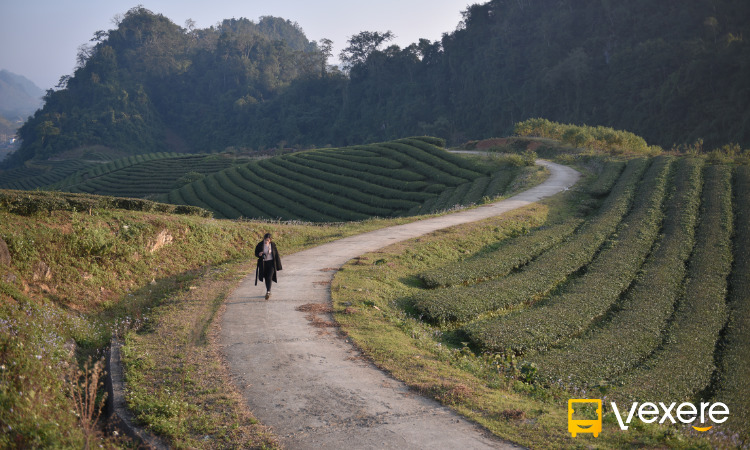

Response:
(338, 31), (394, 72)
(319, 38), (333, 75)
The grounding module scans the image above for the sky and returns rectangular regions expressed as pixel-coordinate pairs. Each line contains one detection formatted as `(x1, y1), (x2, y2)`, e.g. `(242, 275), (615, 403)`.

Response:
(1, 0), (472, 91)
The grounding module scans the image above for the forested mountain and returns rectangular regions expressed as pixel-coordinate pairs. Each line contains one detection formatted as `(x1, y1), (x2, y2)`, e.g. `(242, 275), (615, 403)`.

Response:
(5, 1), (749, 168)
(331, 0), (750, 148)
(3, 7), (326, 168)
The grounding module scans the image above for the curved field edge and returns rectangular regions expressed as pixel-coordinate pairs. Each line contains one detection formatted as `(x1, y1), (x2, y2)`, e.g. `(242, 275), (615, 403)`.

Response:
(331, 162), (732, 449)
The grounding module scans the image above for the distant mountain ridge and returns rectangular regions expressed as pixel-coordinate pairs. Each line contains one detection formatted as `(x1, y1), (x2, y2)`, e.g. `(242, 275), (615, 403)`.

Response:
(0, 70), (44, 120)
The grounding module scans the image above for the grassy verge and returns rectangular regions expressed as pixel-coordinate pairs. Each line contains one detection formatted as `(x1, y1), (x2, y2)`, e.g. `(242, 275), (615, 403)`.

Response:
(0, 197), (413, 447)
(119, 260), (277, 448)
(331, 184), (718, 449)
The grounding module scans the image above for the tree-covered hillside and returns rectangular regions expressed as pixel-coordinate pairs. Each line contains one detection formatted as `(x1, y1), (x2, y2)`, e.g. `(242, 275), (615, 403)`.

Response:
(5, 1), (749, 168)
(4, 7), (326, 168)
(335, 0), (750, 148)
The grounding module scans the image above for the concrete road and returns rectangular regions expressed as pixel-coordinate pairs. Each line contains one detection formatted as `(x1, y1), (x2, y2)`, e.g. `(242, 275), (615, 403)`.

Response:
(219, 160), (580, 449)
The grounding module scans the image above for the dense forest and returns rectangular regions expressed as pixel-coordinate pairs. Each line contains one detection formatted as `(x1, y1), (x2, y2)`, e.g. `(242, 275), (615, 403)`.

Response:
(4, 0), (750, 168)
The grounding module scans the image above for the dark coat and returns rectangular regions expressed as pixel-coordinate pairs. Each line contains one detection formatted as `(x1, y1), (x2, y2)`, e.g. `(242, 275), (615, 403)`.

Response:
(254, 241), (282, 285)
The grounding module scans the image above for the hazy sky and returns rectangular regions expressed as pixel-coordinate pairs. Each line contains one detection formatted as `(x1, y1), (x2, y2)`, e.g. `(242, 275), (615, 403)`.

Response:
(1, 0), (472, 91)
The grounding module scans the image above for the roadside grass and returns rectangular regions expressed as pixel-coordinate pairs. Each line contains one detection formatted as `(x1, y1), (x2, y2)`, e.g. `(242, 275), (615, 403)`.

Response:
(119, 260), (278, 448)
(331, 183), (716, 449)
(0, 198), (414, 447)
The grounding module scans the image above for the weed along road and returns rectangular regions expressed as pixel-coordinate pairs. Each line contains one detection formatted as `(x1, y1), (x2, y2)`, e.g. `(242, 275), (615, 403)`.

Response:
(220, 160), (580, 449)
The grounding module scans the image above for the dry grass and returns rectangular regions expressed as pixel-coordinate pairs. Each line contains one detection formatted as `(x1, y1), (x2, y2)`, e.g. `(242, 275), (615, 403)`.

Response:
(297, 303), (337, 330)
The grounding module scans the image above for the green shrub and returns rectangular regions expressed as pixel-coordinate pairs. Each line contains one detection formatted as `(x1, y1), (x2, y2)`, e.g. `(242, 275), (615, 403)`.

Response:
(0, 190), (210, 217)
(514, 118), (660, 155)
(174, 171), (205, 189)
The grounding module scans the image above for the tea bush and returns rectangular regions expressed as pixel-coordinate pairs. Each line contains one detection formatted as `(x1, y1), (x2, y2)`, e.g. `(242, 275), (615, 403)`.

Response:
(244, 162), (368, 221)
(587, 160), (626, 197)
(418, 218), (582, 289)
(713, 165), (750, 438)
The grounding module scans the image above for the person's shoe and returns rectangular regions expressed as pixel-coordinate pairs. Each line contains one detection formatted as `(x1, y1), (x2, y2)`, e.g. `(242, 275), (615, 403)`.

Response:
(265, 291), (271, 300)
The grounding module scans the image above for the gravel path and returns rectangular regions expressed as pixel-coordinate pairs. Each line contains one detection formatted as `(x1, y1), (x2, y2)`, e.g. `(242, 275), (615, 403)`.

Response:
(219, 160), (580, 449)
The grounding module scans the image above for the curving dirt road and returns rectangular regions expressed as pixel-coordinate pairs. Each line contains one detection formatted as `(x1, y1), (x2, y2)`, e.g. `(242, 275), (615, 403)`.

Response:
(219, 160), (580, 449)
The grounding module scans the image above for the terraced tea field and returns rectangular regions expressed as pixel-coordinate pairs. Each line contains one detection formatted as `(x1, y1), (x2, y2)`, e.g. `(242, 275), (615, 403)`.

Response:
(0, 159), (90, 190)
(50, 153), (246, 198)
(167, 137), (529, 221)
(337, 155), (748, 442)
(0, 152), (249, 199)
(1, 138), (532, 222)
(412, 156), (747, 432)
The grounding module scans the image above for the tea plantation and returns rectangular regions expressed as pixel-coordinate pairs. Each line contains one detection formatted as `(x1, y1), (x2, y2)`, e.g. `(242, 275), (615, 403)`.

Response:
(0, 151), (247, 198)
(409, 156), (748, 435)
(0, 137), (529, 222)
(166, 137), (525, 221)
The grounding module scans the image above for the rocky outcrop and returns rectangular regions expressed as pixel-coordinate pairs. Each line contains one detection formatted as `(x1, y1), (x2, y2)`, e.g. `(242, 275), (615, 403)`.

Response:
(32, 261), (52, 281)
(148, 230), (173, 253)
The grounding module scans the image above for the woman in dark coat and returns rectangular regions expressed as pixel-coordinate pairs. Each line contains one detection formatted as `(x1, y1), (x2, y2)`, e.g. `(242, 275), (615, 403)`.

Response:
(255, 233), (282, 299)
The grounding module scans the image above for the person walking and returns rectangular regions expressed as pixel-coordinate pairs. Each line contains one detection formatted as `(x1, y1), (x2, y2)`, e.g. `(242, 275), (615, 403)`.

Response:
(255, 233), (282, 299)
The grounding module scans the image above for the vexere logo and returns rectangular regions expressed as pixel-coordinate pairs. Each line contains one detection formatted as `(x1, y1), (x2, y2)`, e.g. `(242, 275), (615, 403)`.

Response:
(568, 399), (602, 437)
(568, 399), (729, 437)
